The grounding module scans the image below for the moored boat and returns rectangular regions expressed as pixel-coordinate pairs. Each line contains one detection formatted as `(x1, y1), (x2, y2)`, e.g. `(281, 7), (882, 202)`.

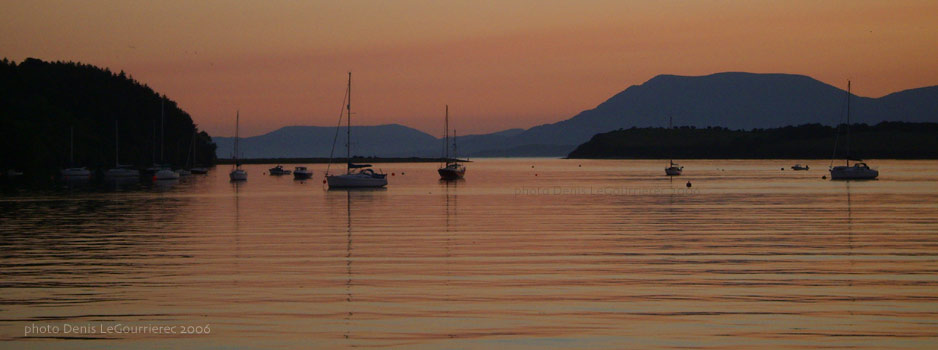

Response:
(829, 81), (878, 180)
(326, 73), (388, 189)
(269, 165), (291, 175)
(438, 105), (466, 180)
(293, 166), (312, 179)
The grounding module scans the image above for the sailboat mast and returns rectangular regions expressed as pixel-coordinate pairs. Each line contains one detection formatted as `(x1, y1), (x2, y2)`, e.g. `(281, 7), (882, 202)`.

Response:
(453, 129), (458, 163)
(160, 99), (164, 164)
(346, 72), (352, 174)
(234, 110), (240, 168)
(115, 120), (119, 167)
(845, 81), (851, 166)
(668, 115), (673, 165)
(69, 126), (74, 165)
(445, 105), (449, 164)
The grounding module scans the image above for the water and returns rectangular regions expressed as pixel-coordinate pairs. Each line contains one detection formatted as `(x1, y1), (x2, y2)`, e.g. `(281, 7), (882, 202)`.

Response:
(2, 159), (937, 349)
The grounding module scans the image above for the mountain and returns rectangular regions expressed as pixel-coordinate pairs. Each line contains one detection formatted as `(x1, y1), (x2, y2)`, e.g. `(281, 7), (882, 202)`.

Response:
(215, 72), (938, 159)
(502, 72), (937, 155)
(215, 124), (440, 158)
(0, 58), (216, 176)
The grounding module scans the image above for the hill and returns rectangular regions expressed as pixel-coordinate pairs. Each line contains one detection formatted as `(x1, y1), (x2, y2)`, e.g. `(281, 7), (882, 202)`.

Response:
(0, 58), (216, 176)
(214, 124), (440, 158)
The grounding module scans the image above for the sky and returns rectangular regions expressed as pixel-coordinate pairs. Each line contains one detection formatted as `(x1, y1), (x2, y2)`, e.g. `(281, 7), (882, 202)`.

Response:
(2, 1), (937, 137)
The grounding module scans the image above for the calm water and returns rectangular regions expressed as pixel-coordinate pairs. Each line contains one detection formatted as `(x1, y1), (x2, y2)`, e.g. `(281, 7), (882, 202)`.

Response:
(2, 159), (937, 349)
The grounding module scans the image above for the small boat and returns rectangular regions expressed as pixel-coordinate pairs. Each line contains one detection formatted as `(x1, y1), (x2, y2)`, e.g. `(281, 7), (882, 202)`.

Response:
(229, 110), (248, 182)
(105, 120), (141, 179)
(664, 116), (683, 176)
(830, 81), (878, 180)
(326, 73), (387, 188)
(269, 165), (291, 175)
(150, 100), (180, 181)
(106, 166), (140, 178)
(61, 167), (92, 179)
(293, 166), (312, 179)
(61, 127), (92, 180)
(665, 161), (683, 176)
(438, 105), (466, 180)
(791, 164), (809, 171)
(154, 166), (180, 180)
(189, 129), (209, 174)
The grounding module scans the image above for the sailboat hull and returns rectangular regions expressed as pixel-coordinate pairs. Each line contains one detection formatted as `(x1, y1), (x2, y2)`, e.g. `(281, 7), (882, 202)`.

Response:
(61, 168), (92, 179)
(438, 167), (466, 180)
(154, 169), (180, 180)
(327, 174), (387, 188)
(830, 165), (878, 180)
(229, 169), (248, 181)
(106, 168), (140, 178)
(665, 166), (683, 176)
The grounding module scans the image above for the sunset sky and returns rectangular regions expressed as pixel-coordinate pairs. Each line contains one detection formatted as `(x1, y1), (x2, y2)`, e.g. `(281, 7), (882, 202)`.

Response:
(2, 1), (937, 137)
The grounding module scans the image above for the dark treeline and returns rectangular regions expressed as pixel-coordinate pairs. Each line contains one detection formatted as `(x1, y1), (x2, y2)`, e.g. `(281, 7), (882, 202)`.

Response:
(0, 58), (216, 176)
(567, 122), (938, 159)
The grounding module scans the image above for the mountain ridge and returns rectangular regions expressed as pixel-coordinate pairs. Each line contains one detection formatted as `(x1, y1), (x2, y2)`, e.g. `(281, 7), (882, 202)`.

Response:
(216, 72), (938, 158)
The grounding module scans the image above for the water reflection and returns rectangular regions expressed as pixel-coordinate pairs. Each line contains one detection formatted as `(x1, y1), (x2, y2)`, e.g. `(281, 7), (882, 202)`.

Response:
(1, 160), (937, 348)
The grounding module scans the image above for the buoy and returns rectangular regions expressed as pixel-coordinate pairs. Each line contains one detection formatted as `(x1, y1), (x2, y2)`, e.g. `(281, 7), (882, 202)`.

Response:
(401, 172), (405, 175)
(392, 173), (395, 176)
(781, 168), (785, 170)
(531, 165), (535, 168)
(535, 173), (538, 176)
(822, 175), (827, 180)
(322, 179), (327, 184)
(686, 181), (692, 188)
(578, 164), (581, 167)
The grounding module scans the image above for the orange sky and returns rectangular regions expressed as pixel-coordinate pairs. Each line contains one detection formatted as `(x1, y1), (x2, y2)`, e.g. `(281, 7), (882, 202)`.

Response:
(2, 1), (937, 137)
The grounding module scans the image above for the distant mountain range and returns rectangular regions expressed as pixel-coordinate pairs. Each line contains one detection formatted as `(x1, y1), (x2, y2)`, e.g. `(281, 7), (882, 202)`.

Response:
(216, 72), (938, 158)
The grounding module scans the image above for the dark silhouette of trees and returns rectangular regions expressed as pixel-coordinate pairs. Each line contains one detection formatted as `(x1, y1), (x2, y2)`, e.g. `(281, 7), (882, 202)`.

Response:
(568, 122), (938, 159)
(0, 58), (216, 176)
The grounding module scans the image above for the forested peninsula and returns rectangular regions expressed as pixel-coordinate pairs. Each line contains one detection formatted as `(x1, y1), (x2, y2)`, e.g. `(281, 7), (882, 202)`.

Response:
(0, 58), (216, 176)
(567, 122), (938, 159)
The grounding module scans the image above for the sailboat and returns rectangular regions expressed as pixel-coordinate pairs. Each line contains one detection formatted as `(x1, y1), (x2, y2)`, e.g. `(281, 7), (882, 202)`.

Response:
(229, 110), (248, 181)
(153, 100), (180, 180)
(664, 116), (683, 176)
(190, 130), (209, 174)
(438, 105), (466, 180)
(61, 126), (92, 179)
(105, 119), (140, 178)
(829, 81), (878, 180)
(326, 72), (387, 188)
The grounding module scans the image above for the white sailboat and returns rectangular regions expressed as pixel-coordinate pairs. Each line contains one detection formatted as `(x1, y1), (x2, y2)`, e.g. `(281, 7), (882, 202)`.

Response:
(105, 119), (140, 179)
(153, 100), (180, 180)
(326, 72), (387, 188)
(438, 105), (466, 180)
(665, 116), (683, 176)
(829, 81), (878, 180)
(190, 130), (209, 174)
(61, 126), (92, 179)
(229, 110), (248, 181)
